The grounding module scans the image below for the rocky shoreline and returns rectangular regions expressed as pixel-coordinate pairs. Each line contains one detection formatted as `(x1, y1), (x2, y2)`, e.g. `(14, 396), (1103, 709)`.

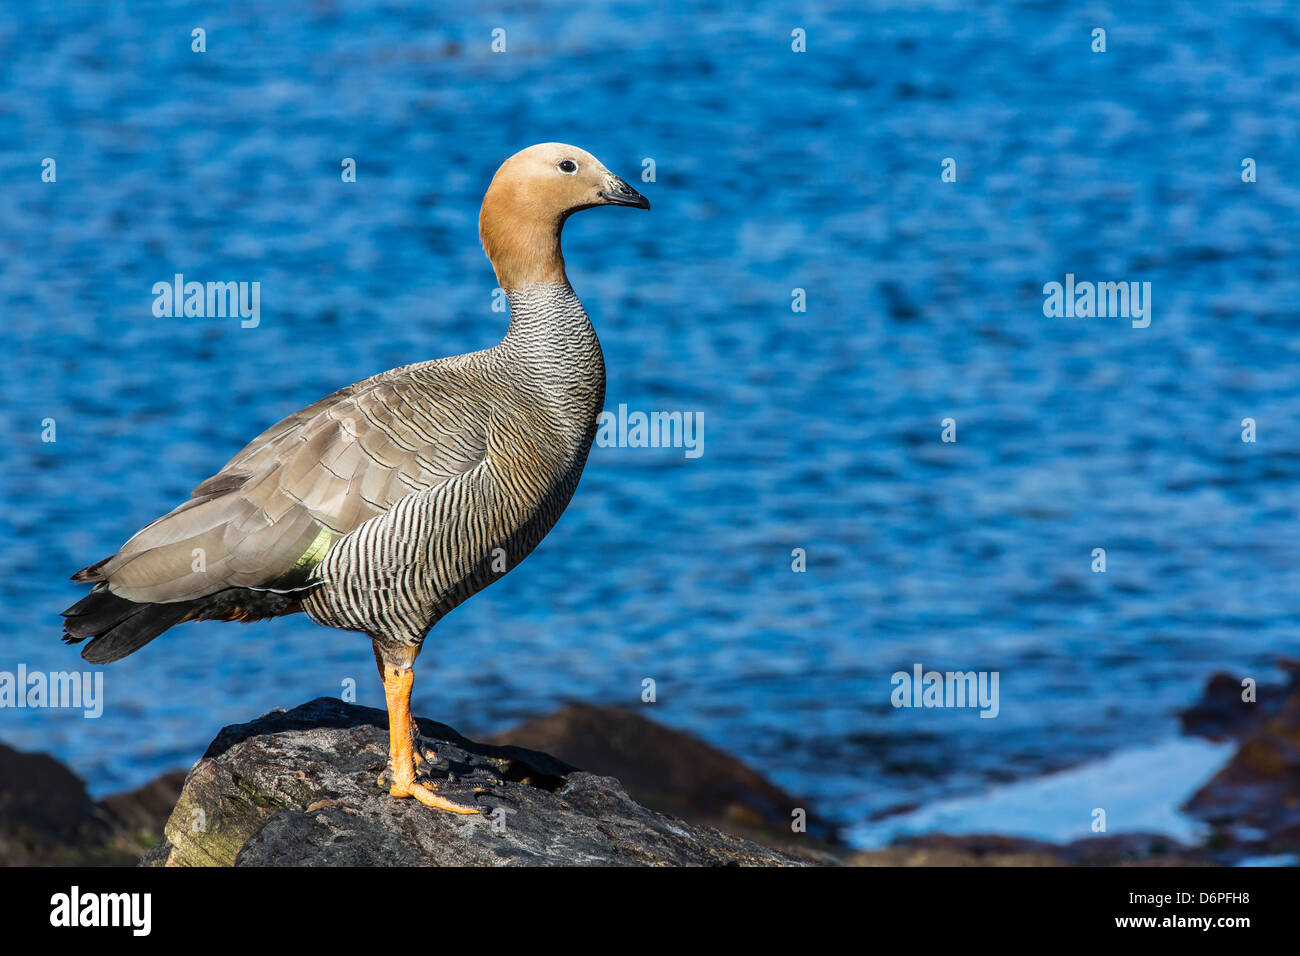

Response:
(2, 664), (1297, 866)
(141, 698), (820, 866)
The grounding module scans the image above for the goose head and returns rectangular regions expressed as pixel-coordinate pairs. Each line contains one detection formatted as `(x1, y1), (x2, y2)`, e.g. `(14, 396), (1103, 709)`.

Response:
(479, 143), (649, 290)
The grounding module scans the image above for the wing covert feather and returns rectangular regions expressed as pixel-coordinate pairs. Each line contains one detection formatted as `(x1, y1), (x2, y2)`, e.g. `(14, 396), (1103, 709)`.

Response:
(98, 364), (492, 603)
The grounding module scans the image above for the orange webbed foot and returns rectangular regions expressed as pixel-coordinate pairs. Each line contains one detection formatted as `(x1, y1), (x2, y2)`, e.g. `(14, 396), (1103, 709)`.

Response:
(392, 779), (480, 814)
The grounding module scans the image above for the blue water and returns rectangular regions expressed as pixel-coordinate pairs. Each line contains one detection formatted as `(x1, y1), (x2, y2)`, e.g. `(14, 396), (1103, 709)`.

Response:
(2, 1), (1299, 842)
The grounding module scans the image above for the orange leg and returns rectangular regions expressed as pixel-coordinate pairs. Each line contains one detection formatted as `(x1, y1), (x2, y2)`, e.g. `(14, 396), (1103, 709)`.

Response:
(373, 647), (429, 768)
(381, 665), (478, 814)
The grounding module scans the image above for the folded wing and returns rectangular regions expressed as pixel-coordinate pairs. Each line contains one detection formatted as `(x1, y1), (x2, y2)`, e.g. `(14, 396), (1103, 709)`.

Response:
(75, 363), (490, 604)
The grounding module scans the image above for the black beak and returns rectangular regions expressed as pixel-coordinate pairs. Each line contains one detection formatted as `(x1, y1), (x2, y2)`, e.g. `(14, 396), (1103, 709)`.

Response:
(602, 176), (650, 210)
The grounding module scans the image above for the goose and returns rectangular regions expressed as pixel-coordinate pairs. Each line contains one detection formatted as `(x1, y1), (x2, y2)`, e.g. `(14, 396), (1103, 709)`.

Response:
(62, 143), (650, 814)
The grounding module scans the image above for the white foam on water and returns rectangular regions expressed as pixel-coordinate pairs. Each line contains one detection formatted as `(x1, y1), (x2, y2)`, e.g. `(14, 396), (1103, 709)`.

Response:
(847, 737), (1236, 849)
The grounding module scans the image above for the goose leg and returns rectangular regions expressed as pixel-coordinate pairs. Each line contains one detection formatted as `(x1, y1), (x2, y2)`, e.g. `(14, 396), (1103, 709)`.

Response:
(373, 651), (418, 789)
(372, 646), (431, 771)
(380, 664), (478, 814)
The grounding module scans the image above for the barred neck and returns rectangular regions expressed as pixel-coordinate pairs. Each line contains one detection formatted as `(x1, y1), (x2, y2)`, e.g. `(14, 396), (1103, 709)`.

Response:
(499, 280), (605, 417)
(502, 281), (594, 349)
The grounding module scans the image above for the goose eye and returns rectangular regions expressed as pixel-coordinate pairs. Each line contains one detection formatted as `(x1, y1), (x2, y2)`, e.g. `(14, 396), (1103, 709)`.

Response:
(557, 159), (578, 174)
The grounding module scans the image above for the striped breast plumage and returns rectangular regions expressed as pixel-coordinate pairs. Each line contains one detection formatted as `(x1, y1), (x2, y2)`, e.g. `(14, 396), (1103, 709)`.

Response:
(301, 282), (606, 646)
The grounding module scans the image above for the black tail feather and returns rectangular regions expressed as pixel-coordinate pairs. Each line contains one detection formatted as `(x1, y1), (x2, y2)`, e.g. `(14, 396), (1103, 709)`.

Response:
(79, 602), (193, 664)
(61, 584), (306, 665)
(61, 588), (192, 664)
(62, 588), (142, 639)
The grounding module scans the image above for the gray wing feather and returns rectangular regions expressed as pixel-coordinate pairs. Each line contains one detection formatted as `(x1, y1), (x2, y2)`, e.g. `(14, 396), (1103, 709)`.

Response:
(87, 364), (490, 604)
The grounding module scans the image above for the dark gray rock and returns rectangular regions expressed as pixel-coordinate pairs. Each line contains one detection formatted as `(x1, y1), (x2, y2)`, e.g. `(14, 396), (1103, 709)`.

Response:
(487, 702), (840, 849)
(0, 744), (183, 866)
(143, 697), (812, 866)
(1183, 669), (1300, 860)
(0, 742), (116, 865)
(1178, 661), (1300, 741)
(850, 831), (1213, 867)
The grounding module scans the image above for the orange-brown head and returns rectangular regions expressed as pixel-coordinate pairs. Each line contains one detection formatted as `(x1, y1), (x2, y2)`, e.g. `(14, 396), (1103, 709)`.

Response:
(479, 143), (650, 290)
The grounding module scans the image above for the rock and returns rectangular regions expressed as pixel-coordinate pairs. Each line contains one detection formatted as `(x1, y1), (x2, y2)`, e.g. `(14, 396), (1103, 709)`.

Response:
(849, 833), (1067, 867)
(99, 771), (188, 843)
(0, 743), (183, 866)
(1183, 670), (1300, 860)
(487, 702), (838, 849)
(849, 832), (1213, 867)
(1178, 661), (1300, 740)
(144, 697), (812, 866)
(0, 742), (114, 865)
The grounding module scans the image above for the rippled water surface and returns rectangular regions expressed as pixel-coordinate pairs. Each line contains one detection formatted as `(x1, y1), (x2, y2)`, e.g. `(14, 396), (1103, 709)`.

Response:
(2, 2), (1299, 838)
